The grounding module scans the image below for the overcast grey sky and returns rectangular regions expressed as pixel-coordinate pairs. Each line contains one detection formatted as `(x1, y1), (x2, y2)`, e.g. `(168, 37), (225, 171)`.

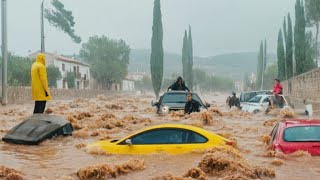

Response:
(6, 0), (295, 57)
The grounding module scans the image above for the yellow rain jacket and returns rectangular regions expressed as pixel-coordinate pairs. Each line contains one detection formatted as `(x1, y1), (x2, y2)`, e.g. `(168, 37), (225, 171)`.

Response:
(31, 53), (52, 101)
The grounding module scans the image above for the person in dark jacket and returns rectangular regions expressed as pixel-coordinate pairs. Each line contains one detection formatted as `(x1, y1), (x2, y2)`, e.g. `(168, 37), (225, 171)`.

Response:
(184, 92), (200, 114)
(168, 76), (190, 91)
(228, 92), (240, 108)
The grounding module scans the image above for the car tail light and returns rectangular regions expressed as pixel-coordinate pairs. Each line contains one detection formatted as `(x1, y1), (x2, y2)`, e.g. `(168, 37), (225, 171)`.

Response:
(274, 143), (283, 153)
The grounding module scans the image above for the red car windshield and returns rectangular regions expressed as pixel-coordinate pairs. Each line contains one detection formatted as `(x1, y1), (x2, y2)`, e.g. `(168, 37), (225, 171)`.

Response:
(284, 126), (320, 142)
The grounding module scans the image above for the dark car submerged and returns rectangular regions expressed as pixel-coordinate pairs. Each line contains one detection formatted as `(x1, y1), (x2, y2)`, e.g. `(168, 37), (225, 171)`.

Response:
(152, 91), (209, 114)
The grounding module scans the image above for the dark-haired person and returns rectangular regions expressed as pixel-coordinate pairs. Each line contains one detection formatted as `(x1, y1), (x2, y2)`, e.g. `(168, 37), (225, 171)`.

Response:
(228, 92), (240, 108)
(184, 93), (200, 114)
(168, 76), (190, 91)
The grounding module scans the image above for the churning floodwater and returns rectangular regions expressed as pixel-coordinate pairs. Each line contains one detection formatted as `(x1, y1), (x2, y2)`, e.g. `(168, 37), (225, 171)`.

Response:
(1, 92), (320, 179)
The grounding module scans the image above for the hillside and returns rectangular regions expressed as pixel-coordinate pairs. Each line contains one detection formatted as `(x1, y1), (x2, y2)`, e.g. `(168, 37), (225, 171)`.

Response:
(129, 49), (276, 80)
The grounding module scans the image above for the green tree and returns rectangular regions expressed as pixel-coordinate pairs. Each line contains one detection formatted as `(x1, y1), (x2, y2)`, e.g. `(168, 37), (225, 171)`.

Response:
(305, 0), (320, 64)
(66, 72), (75, 89)
(80, 36), (130, 89)
(182, 30), (188, 84)
(210, 76), (235, 91)
(47, 65), (62, 88)
(256, 41), (264, 89)
(295, 0), (306, 75)
(150, 0), (164, 98)
(7, 54), (33, 86)
(187, 25), (194, 90)
(283, 18), (288, 80)
(277, 29), (286, 81)
(305, 31), (318, 70)
(263, 64), (278, 89)
(283, 17), (287, 45)
(264, 39), (267, 72)
(193, 68), (207, 91)
(286, 13), (294, 78)
(45, 0), (81, 43)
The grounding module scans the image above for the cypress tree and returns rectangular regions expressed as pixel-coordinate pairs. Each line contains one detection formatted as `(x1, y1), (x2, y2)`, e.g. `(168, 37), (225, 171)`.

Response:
(283, 18), (288, 80)
(295, 0), (307, 75)
(286, 13), (294, 79)
(256, 41), (264, 89)
(277, 29), (286, 81)
(188, 25), (194, 90)
(182, 30), (188, 82)
(305, 31), (318, 70)
(305, 0), (320, 66)
(264, 39), (267, 72)
(283, 17), (287, 45)
(150, 0), (164, 98)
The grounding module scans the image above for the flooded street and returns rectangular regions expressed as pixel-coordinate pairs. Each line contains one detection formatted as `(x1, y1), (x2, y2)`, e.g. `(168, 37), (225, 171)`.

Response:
(1, 92), (320, 180)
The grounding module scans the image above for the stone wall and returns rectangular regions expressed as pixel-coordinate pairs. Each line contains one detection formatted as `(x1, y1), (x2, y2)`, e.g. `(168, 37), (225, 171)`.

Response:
(2, 87), (112, 104)
(282, 68), (320, 109)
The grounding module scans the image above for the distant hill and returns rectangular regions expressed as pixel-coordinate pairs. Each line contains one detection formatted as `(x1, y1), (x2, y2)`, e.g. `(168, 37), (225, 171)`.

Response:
(129, 49), (182, 75)
(129, 49), (276, 80)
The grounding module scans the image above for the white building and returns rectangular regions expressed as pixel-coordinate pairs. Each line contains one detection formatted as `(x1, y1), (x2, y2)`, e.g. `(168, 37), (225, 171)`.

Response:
(29, 51), (90, 89)
(126, 72), (146, 81)
(122, 79), (135, 92)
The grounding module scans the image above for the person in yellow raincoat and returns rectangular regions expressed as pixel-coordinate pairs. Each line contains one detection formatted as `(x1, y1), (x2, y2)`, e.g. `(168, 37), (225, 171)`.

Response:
(31, 53), (52, 114)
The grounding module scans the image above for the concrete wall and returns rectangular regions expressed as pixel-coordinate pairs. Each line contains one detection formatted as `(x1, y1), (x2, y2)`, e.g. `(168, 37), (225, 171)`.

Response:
(3, 86), (111, 105)
(282, 68), (320, 109)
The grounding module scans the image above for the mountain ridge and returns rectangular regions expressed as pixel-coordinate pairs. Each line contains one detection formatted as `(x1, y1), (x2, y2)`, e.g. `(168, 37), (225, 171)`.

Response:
(129, 49), (276, 80)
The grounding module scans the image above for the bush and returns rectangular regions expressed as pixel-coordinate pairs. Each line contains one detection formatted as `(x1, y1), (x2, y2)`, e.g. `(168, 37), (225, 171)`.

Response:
(47, 65), (62, 88)
(66, 72), (75, 89)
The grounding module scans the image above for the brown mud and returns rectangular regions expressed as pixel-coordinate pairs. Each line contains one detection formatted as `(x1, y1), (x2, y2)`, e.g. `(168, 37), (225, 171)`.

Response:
(1, 92), (320, 179)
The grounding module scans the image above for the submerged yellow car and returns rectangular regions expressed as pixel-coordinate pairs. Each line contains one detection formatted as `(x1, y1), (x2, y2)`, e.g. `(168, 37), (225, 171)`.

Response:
(88, 124), (232, 154)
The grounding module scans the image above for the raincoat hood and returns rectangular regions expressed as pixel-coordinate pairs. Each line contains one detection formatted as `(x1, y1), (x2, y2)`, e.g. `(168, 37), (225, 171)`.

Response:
(36, 53), (46, 65)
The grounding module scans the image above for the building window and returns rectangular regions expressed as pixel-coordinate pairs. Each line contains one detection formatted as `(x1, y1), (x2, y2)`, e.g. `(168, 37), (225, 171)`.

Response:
(62, 64), (65, 71)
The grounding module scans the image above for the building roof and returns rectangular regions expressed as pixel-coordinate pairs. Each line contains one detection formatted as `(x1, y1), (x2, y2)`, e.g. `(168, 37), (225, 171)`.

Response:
(55, 55), (90, 67)
(31, 51), (90, 67)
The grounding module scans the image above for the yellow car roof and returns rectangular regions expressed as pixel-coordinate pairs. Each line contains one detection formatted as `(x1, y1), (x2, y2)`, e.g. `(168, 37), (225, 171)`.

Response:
(138, 124), (207, 132)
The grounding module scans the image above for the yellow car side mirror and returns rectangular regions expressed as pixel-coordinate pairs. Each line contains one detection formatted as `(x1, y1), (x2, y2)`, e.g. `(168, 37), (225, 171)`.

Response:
(125, 139), (132, 146)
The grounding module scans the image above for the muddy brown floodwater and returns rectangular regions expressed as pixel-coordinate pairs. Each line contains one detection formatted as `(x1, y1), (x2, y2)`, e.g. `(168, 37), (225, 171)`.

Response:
(1, 92), (320, 180)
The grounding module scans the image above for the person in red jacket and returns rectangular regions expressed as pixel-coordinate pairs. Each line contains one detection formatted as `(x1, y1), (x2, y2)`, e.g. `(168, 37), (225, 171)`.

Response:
(271, 79), (283, 108)
(273, 78), (283, 95)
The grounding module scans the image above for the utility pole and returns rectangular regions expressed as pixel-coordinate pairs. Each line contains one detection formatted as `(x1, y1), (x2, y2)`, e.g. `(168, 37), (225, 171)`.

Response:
(1, 0), (8, 105)
(41, 0), (45, 52)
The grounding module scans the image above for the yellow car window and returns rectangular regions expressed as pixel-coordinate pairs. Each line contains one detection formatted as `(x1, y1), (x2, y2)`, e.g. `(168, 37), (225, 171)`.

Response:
(129, 128), (208, 145)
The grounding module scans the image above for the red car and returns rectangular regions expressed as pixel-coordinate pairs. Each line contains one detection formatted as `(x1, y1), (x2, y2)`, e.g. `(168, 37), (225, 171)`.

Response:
(269, 119), (320, 155)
